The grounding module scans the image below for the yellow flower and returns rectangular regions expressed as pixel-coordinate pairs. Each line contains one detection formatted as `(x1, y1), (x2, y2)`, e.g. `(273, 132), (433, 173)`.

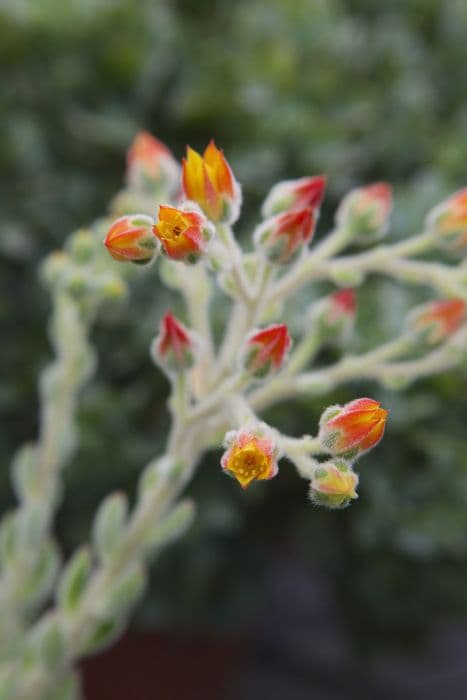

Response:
(221, 426), (278, 489)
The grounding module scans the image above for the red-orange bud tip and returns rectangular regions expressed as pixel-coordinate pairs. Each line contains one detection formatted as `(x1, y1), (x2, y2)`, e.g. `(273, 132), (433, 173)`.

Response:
(243, 324), (292, 378)
(319, 397), (388, 460)
(407, 298), (466, 345)
(104, 215), (157, 264)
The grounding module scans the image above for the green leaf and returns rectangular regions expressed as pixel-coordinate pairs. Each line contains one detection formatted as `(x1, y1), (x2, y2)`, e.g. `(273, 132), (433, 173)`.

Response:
(94, 562), (146, 619)
(80, 616), (127, 656)
(92, 492), (128, 562)
(144, 499), (196, 557)
(11, 443), (38, 502)
(57, 546), (92, 615)
(30, 612), (66, 669)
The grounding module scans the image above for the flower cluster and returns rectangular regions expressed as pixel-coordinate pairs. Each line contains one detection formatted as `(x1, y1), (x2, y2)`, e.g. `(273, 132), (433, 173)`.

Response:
(103, 130), (467, 508)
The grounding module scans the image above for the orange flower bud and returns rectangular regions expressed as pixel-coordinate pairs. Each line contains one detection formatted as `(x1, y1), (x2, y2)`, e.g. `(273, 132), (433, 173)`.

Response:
(153, 205), (213, 264)
(336, 183), (392, 243)
(254, 207), (316, 264)
(309, 459), (358, 509)
(221, 425), (279, 489)
(242, 324), (292, 379)
(319, 397), (388, 460)
(262, 175), (327, 218)
(104, 215), (158, 264)
(426, 187), (467, 255)
(151, 312), (198, 373)
(182, 140), (241, 223)
(126, 131), (179, 192)
(407, 299), (466, 345)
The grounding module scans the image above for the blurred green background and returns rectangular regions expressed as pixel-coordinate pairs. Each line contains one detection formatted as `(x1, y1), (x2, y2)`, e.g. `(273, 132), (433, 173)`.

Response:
(1, 0), (467, 663)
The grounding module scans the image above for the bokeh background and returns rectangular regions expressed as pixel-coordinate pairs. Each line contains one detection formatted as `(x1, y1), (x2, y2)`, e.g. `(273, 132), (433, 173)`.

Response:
(1, 0), (467, 698)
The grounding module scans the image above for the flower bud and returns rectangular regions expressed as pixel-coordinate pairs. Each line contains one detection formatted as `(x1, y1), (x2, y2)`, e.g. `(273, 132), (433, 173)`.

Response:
(261, 175), (327, 218)
(182, 140), (241, 223)
(406, 298), (466, 346)
(151, 312), (198, 374)
(310, 288), (356, 344)
(336, 183), (392, 244)
(309, 459), (358, 509)
(153, 205), (213, 264)
(426, 187), (467, 256)
(221, 423), (279, 489)
(318, 397), (388, 461)
(67, 229), (96, 264)
(254, 208), (315, 264)
(104, 215), (158, 264)
(126, 131), (180, 194)
(242, 324), (292, 379)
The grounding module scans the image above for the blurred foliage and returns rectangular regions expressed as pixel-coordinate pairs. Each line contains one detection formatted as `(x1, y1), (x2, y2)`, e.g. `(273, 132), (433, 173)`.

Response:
(1, 0), (467, 655)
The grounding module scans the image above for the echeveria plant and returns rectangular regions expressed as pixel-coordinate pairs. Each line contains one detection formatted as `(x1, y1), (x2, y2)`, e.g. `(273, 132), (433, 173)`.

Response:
(0, 131), (466, 698)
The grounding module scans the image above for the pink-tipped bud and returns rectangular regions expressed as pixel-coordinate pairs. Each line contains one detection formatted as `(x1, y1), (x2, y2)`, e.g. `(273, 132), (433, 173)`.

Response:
(336, 183), (392, 244)
(151, 312), (199, 374)
(221, 423), (279, 490)
(318, 397), (388, 461)
(153, 205), (213, 264)
(254, 208), (316, 264)
(126, 131), (180, 193)
(310, 288), (357, 343)
(406, 299), (466, 346)
(104, 215), (158, 264)
(262, 175), (327, 218)
(242, 324), (292, 379)
(309, 459), (358, 509)
(426, 187), (467, 256)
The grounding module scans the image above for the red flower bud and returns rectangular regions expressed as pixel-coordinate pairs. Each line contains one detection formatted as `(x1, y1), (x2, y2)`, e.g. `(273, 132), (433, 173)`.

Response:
(254, 208), (316, 264)
(336, 183), (392, 243)
(311, 288), (357, 343)
(407, 299), (466, 345)
(319, 397), (388, 460)
(221, 424), (279, 489)
(104, 215), (158, 264)
(182, 140), (241, 223)
(151, 312), (198, 373)
(242, 324), (292, 378)
(126, 131), (179, 192)
(262, 175), (327, 218)
(426, 187), (467, 255)
(153, 205), (213, 264)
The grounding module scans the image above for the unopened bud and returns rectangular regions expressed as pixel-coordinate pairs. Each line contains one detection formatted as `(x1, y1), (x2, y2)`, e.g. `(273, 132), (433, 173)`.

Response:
(310, 288), (356, 344)
(261, 175), (327, 218)
(67, 229), (96, 264)
(241, 324), (292, 379)
(254, 208), (315, 264)
(318, 397), (388, 461)
(126, 131), (180, 195)
(426, 187), (467, 256)
(150, 312), (199, 374)
(309, 459), (358, 509)
(406, 298), (466, 346)
(336, 183), (392, 244)
(104, 215), (158, 264)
